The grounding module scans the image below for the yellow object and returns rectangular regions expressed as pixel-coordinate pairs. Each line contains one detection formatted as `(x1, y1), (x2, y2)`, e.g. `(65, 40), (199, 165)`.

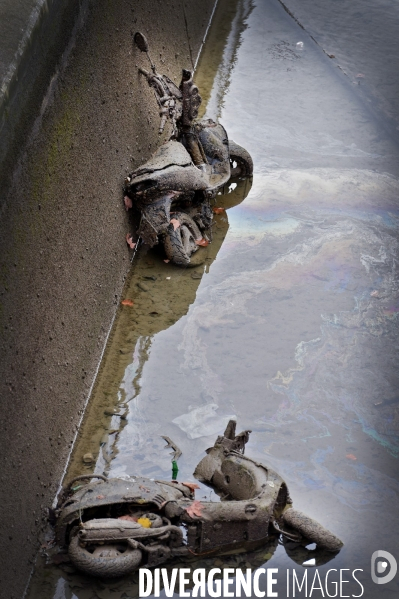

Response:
(137, 517), (152, 528)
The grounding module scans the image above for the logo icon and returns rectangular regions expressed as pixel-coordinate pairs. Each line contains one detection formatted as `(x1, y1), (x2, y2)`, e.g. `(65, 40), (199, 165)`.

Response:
(371, 550), (397, 584)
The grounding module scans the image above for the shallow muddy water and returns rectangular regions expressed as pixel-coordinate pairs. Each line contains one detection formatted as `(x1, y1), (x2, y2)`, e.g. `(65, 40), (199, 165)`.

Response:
(27, 0), (399, 597)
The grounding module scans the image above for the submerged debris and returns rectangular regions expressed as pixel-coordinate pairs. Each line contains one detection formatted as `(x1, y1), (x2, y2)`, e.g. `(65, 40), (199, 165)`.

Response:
(54, 421), (343, 578)
(123, 33), (253, 267)
(121, 299), (134, 307)
(82, 453), (94, 464)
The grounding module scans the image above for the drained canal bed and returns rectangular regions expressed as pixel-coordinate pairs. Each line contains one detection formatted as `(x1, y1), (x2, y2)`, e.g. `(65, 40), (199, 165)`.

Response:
(26, 0), (399, 597)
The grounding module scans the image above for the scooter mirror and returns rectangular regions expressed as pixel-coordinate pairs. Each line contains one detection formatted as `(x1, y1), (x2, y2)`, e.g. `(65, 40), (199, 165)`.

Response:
(134, 32), (149, 52)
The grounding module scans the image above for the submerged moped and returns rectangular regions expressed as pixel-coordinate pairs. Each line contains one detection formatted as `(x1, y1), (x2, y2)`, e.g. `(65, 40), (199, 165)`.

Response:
(55, 421), (343, 578)
(124, 33), (253, 266)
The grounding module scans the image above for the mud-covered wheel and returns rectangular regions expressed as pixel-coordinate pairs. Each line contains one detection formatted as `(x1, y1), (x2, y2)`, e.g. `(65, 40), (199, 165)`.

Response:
(282, 508), (343, 552)
(229, 141), (253, 177)
(68, 534), (142, 578)
(164, 212), (203, 266)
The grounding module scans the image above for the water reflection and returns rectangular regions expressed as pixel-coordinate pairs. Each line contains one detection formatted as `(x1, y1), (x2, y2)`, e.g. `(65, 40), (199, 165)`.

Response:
(195, 0), (254, 121)
(65, 178), (252, 483)
(33, 539), (281, 599)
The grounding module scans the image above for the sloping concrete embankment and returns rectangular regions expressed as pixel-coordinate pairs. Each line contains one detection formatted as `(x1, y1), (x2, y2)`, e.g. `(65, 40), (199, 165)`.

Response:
(0, 1), (215, 597)
(0, 0), (83, 195)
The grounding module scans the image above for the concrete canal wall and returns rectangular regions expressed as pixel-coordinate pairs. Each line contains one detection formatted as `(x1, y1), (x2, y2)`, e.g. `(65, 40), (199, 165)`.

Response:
(0, 0), (82, 195)
(0, 1), (215, 597)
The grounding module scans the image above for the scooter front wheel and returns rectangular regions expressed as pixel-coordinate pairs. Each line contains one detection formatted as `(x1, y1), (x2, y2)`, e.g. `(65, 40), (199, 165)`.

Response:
(229, 141), (253, 177)
(164, 212), (203, 266)
(281, 508), (343, 552)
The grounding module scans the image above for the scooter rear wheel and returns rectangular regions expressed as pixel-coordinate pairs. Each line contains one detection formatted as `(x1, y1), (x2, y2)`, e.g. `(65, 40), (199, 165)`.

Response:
(164, 212), (203, 266)
(68, 534), (142, 578)
(281, 508), (343, 552)
(229, 141), (253, 177)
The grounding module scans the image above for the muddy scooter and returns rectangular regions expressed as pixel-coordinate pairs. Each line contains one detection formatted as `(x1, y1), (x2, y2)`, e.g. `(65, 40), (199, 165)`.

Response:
(55, 421), (343, 578)
(123, 33), (253, 266)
